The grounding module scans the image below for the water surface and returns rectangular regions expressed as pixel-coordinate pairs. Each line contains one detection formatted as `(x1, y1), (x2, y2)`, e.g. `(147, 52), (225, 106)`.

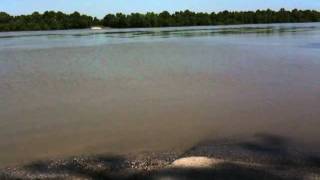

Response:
(1, 23), (320, 167)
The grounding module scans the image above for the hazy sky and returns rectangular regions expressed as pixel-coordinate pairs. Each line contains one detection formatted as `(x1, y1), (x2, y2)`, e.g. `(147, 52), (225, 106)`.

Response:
(1, 0), (320, 18)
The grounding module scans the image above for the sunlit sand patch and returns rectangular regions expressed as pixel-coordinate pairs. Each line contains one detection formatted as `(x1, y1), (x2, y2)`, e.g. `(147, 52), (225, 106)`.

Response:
(171, 156), (223, 168)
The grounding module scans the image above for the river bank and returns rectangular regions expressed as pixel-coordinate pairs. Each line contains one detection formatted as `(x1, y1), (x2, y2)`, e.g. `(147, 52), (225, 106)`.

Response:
(1, 134), (320, 180)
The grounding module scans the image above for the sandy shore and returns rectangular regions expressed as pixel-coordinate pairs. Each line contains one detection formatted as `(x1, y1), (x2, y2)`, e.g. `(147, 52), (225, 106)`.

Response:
(1, 134), (320, 179)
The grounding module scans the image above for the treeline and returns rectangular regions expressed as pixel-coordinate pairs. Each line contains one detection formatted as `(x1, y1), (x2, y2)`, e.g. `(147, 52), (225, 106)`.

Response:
(1, 9), (320, 31)
(0, 11), (100, 31)
(102, 9), (320, 28)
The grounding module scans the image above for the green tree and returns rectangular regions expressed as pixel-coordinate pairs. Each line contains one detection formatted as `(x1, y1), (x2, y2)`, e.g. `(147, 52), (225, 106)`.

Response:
(128, 13), (146, 27)
(0, 12), (12, 23)
(158, 11), (172, 26)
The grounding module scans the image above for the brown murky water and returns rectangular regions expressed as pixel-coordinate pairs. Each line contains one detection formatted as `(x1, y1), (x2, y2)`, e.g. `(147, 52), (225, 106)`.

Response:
(0, 23), (320, 167)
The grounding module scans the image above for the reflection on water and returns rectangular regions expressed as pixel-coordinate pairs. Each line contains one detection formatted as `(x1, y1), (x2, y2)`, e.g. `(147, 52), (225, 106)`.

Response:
(1, 23), (320, 49)
(0, 23), (318, 39)
(0, 23), (320, 167)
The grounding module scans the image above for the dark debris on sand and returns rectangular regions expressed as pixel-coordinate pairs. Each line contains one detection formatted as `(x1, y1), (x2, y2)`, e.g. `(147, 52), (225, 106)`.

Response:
(0, 152), (178, 180)
(1, 133), (320, 179)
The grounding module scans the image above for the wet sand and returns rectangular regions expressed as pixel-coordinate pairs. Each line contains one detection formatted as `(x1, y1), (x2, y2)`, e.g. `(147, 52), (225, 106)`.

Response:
(1, 134), (320, 179)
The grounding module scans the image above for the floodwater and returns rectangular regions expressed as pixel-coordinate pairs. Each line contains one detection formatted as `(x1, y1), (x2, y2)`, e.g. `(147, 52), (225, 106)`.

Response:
(0, 23), (320, 167)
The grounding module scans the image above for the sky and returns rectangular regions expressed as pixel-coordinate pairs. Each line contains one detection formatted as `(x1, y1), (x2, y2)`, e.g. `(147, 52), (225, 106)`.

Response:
(1, 0), (320, 18)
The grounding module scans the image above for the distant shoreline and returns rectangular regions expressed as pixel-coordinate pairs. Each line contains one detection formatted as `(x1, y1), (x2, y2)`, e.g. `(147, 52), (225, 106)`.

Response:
(1, 8), (320, 32)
